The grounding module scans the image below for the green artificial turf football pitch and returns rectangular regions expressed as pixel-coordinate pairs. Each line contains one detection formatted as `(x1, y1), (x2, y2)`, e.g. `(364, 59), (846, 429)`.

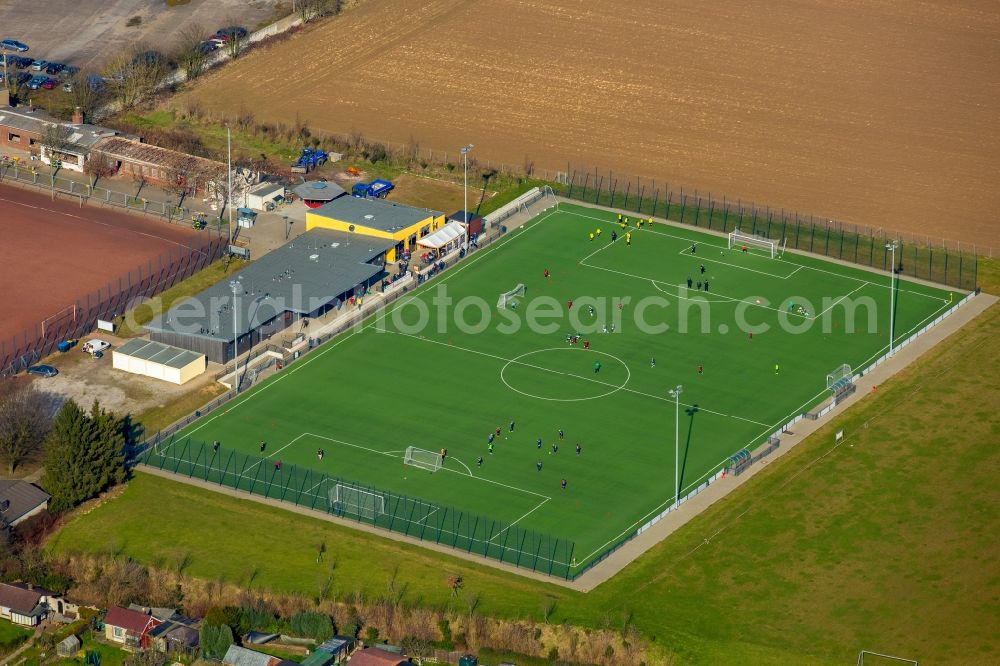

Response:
(157, 201), (957, 575)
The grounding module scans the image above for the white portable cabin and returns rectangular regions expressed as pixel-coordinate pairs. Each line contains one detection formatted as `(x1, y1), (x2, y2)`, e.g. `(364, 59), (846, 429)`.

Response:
(245, 181), (285, 211)
(112, 339), (206, 385)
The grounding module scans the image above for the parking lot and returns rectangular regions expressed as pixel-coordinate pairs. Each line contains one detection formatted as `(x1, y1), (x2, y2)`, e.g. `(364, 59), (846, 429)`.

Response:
(0, 0), (281, 73)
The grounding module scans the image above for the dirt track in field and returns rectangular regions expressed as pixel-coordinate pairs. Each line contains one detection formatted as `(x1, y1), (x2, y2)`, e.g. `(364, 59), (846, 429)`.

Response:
(174, 0), (1000, 248)
(0, 185), (200, 345)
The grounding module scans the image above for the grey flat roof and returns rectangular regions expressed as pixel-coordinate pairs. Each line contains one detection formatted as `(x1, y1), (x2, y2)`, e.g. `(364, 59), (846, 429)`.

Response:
(145, 229), (393, 342)
(311, 196), (441, 234)
(115, 338), (204, 368)
(294, 180), (345, 201)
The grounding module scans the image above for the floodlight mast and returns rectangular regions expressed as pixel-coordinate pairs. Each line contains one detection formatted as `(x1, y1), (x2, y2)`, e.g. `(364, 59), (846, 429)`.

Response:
(886, 241), (898, 356)
(461, 144), (473, 235)
(668, 385), (682, 507)
(231, 280), (241, 393)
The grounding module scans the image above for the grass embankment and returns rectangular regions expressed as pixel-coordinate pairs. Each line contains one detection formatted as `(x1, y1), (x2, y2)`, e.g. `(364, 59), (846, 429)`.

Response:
(49, 299), (1000, 664)
(113, 258), (246, 338)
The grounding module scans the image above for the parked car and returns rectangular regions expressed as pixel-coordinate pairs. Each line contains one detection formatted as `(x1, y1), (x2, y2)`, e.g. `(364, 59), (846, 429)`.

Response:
(12, 56), (31, 69)
(27, 365), (58, 378)
(30, 59), (47, 71)
(26, 74), (47, 90)
(62, 80), (74, 92)
(45, 62), (64, 75)
(58, 65), (79, 79)
(198, 40), (219, 54)
(41, 78), (57, 89)
(216, 26), (247, 39)
(86, 74), (106, 92)
(0, 39), (29, 52)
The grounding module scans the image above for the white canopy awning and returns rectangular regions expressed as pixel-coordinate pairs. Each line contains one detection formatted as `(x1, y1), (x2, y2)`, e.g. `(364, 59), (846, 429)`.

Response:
(417, 221), (467, 249)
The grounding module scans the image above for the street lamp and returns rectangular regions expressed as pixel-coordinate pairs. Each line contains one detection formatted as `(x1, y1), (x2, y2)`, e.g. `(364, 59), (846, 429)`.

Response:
(226, 124), (233, 243)
(230, 280), (241, 393)
(461, 144), (474, 228)
(668, 385), (683, 508)
(886, 241), (898, 357)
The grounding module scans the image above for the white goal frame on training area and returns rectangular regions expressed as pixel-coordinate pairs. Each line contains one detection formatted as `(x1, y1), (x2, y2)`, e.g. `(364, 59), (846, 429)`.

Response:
(497, 283), (526, 309)
(728, 230), (776, 258)
(329, 483), (385, 520)
(404, 446), (443, 472)
(826, 363), (853, 390)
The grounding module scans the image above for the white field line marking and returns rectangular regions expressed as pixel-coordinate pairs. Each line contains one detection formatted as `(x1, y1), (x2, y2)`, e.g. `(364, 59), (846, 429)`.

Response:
(304, 432), (551, 500)
(487, 497), (550, 544)
(564, 207), (948, 301)
(417, 506), (441, 524)
(0, 193), (200, 250)
(447, 457), (473, 476)
(383, 328), (773, 427)
(182, 209), (564, 440)
(811, 282), (870, 319)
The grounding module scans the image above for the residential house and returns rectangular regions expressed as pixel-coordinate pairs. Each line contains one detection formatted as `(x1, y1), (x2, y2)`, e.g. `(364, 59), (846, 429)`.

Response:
(0, 582), (64, 626)
(346, 647), (409, 666)
(0, 480), (51, 528)
(104, 605), (162, 650)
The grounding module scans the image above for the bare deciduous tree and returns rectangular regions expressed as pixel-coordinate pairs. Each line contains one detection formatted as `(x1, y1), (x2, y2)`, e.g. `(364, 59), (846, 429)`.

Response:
(83, 150), (116, 186)
(0, 385), (54, 474)
(173, 24), (209, 79)
(104, 44), (166, 110)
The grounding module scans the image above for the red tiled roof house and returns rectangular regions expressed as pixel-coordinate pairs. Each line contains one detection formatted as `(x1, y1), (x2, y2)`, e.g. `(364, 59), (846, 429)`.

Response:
(104, 606), (162, 650)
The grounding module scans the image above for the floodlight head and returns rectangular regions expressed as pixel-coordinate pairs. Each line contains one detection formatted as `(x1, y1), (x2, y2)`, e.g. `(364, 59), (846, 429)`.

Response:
(885, 240), (898, 250)
(669, 385), (683, 398)
(461, 144), (474, 154)
(230, 280), (241, 293)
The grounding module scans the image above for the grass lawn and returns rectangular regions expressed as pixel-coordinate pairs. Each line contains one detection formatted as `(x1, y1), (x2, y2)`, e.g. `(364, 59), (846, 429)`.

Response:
(0, 619), (31, 654)
(48, 221), (1000, 663)
(136, 380), (230, 435)
(146, 202), (954, 576)
(114, 258), (248, 338)
(50, 636), (128, 666)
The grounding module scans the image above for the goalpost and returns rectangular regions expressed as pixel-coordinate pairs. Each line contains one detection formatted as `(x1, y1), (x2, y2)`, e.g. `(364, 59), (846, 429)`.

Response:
(497, 283), (526, 309)
(728, 229), (776, 258)
(404, 446), (443, 472)
(329, 483), (385, 521)
(826, 363), (855, 402)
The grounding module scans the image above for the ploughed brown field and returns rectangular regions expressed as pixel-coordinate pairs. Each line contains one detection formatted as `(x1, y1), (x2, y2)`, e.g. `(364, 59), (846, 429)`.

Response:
(174, 0), (1000, 248)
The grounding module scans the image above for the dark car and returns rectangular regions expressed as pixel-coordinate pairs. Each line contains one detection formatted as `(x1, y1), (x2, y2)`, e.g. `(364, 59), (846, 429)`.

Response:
(45, 62), (64, 75)
(13, 56), (32, 69)
(215, 26), (247, 39)
(198, 40), (219, 54)
(58, 65), (79, 79)
(41, 78), (57, 89)
(0, 39), (29, 52)
(85, 74), (106, 92)
(26, 74), (47, 90)
(27, 365), (58, 377)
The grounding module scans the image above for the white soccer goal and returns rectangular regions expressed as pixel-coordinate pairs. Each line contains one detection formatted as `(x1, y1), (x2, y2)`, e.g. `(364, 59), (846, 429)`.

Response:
(404, 446), (443, 472)
(329, 483), (385, 521)
(826, 363), (853, 390)
(728, 230), (776, 258)
(497, 283), (526, 309)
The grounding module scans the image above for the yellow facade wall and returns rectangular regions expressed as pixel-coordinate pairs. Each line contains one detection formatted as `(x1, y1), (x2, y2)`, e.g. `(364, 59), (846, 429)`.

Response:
(306, 210), (447, 261)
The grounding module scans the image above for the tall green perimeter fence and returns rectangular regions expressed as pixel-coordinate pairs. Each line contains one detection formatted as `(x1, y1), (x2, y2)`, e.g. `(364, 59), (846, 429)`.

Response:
(141, 438), (576, 579)
(557, 170), (979, 291)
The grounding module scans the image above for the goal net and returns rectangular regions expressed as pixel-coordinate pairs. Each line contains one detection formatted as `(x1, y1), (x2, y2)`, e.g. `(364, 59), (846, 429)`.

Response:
(497, 283), (526, 309)
(728, 230), (776, 258)
(329, 483), (385, 521)
(404, 446), (442, 472)
(826, 363), (853, 390)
